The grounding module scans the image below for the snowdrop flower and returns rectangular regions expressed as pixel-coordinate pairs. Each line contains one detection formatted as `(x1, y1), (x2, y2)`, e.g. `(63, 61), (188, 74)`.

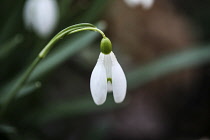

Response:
(124, 0), (154, 9)
(90, 37), (127, 105)
(23, 0), (59, 38)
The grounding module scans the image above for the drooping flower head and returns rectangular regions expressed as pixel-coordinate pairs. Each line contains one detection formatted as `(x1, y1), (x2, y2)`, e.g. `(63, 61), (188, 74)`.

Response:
(90, 37), (127, 105)
(23, 0), (59, 38)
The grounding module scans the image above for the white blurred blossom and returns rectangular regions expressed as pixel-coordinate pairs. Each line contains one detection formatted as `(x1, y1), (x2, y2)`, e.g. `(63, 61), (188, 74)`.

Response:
(124, 0), (154, 9)
(23, 0), (59, 38)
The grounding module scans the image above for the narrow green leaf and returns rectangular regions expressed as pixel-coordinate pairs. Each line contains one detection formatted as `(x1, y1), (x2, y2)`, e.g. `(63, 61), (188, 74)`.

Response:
(76, 0), (110, 23)
(0, 1), (23, 43)
(0, 124), (17, 135)
(127, 46), (210, 89)
(17, 82), (42, 98)
(0, 35), (23, 60)
(25, 95), (124, 125)
(59, 0), (74, 19)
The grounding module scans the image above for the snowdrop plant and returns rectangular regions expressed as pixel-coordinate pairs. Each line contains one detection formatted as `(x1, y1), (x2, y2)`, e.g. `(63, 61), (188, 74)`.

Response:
(23, 0), (59, 38)
(0, 23), (127, 115)
(90, 38), (127, 105)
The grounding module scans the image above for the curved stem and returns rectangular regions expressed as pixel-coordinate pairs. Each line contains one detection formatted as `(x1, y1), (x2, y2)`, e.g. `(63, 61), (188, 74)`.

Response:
(69, 27), (106, 38)
(39, 27), (106, 58)
(0, 24), (106, 116)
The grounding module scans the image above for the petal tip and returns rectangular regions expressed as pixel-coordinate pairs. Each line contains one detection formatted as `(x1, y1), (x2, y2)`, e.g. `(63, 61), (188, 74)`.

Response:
(94, 100), (105, 105)
(91, 93), (107, 105)
(113, 92), (126, 103)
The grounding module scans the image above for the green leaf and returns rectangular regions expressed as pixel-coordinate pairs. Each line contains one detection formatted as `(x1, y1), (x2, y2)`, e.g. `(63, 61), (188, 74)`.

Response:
(76, 0), (110, 23)
(0, 124), (17, 135)
(0, 1), (23, 43)
(59, 0), (74, 19)
(17, 82), (42, 98)
(127, 46), (210, 89)
(0, 35), (23, 60)
(25, 95), (124, 125)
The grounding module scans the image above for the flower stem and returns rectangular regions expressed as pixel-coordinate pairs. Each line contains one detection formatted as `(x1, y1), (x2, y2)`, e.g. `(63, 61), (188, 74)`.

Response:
(69, 27), (106, 38)
(0, 23), (106, 116)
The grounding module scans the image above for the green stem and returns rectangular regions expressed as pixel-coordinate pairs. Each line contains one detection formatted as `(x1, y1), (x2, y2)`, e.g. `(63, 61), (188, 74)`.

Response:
(69, 27), (106, 38)
(0, 24), (106, 116)
(39, 27), (106, 58)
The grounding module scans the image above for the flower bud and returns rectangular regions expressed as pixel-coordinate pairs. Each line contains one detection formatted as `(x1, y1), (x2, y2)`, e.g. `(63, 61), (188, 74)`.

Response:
(100, 37), (112, 54)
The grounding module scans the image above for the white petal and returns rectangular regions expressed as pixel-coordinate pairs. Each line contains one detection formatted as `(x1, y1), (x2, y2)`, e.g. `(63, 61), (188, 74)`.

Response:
(124, 0), (154, 9)
(34, 0), (58, 37)
(104, 53), (112, 79)
(23, 0), (59, 38)
(110, 52), (127, 103)
(23, 0), (36, 30)
(107, 81), (112, 92)
(90, 53), (107, 105)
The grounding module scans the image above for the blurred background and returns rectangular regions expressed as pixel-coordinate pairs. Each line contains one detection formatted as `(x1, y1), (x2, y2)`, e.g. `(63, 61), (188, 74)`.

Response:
(0, 0), (210, 140)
